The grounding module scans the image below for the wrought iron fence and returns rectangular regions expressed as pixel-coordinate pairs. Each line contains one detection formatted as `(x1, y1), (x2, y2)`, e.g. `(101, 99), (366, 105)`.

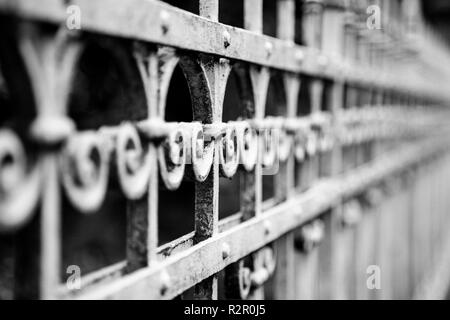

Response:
(1, 0), (450, 300)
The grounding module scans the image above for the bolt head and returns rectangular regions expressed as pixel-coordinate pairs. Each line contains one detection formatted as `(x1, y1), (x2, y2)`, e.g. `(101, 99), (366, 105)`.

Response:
(223, 31), (231, 48)
(265, 41), (273, 58)
(295, 50), (305, 63)
(264, 220), (271, 235)
(160, 10), (170, 34)
(159, 271), (171, 296)
(222, 242), (231, 259)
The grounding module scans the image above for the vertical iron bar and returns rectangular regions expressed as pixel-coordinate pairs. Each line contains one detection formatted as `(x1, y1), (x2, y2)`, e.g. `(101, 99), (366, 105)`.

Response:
(127, 51), (159, 272)
(294, 0), (324, 300)
(271, 1), (298, 299)
(244, 0), (263, 33)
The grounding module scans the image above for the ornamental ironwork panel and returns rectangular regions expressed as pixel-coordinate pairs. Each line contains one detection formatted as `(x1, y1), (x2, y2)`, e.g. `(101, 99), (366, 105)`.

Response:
(1, 0), (450, 300)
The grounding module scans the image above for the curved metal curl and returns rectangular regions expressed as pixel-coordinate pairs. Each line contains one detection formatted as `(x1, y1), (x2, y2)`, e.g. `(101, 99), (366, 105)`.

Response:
(225, 259), (252, 300)
(0, 129), (41, 231)
(61, 131), (110, 213)
(158, 126), (187, 190)
(114, 123), (152, 199)
(250, 246), (277, 289)
(183, 122), (214, 182)
(219, 124), (240, 178)
(234, 121), (258, 172)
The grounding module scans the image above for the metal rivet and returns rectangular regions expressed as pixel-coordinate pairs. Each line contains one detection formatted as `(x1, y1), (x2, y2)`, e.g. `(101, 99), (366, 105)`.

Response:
(264, 220), (271, 235)
(265, 41), (273, 58)
(222, 242), (231, 259)
(223, 30), (231, 48)
(160, 10), (170, 34)
(341, 201), (362, 227)
(160, 271), (171, 295)
(295, 50), (305, 63)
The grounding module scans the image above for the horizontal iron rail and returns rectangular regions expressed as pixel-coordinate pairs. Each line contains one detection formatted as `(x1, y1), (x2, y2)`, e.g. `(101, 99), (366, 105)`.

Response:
(0, 0), (447, 101)
(61, 214), (244, 293)
(56, 134), (450, 299)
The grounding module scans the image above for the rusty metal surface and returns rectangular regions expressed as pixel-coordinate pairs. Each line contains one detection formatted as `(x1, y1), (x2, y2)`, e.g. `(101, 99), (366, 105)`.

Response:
(0, 0), (448, 100)
(1, 0), (450, 300)
(57, 135), (450, 299)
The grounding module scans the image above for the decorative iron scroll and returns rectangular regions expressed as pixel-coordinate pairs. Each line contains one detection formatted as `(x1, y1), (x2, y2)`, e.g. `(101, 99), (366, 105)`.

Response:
(1, 106), (445, 224)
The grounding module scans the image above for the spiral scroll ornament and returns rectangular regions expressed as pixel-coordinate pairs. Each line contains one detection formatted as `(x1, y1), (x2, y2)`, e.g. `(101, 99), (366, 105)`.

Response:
(158, 127), (187, 190)
(235, 121), (258, 171)
(0, 130), (41, 231)
(114, 123), (152, 199)
(61, 132), (110, 213)
(219, 124), (240, 178)
(184, 122), (214, 182)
